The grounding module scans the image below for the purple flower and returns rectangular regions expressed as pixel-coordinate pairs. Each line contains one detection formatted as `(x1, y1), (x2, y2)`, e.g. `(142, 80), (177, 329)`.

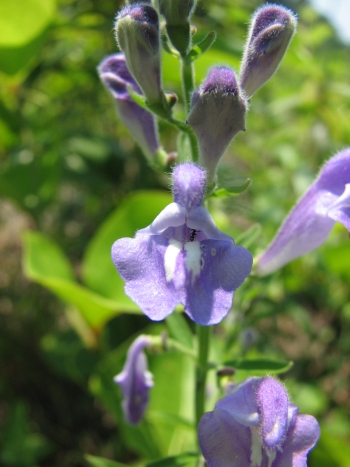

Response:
(187, 67), (247, 184)
(98, 54), (165, 163)
(114, 335), (154, 425)
(112, 163), (252, 325)
(240, 5), (297, 97)
(115, 4), (163, 105)
(258, 149), (350, 275)
(198, 376), (320, 467)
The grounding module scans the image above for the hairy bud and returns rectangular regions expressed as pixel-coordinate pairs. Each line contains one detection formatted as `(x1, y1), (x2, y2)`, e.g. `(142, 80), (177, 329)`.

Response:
(115, 4), (163, 104)
(240, 5), (297, 97)
(187, 66), (247, 183)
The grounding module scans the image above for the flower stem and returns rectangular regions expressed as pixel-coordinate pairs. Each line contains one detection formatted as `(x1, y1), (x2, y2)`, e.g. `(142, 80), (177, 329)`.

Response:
(180, 58), (198, 161)
(181, 59), (194, 114)
(195, 324), (211, 433)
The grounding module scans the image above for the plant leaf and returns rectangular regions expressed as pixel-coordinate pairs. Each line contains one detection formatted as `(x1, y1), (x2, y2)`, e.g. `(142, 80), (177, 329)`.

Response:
(222, 358), (293, 374)
(187, 32), (217, 62)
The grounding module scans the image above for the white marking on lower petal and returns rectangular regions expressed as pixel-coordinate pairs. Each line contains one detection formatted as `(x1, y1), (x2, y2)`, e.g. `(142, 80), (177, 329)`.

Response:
(164, 239), (182, 283)
(250, 427), (263, 467)
(184, 241), (201, 284)
(211, 247), (216, 256)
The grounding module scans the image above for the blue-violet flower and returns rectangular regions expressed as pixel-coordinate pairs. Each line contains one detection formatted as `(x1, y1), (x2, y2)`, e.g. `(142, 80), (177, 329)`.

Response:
(258, 148), (350, 275)
(112, 163), (252, 325)
(114, 335), (153, 425)
(98, 53), (165, 164)
(198, 376), (320, 467)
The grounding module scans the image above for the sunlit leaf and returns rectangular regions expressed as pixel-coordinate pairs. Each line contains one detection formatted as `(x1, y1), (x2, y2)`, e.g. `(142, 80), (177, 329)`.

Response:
(85, 454), (128, 467)
(82, 191), (172, 301)
(0, 0), (55, 47)
(223, 358), (293, 374)
(145, 453), (199, 467)
(22, 231), (140, 330)
(187, 32), (217, 62)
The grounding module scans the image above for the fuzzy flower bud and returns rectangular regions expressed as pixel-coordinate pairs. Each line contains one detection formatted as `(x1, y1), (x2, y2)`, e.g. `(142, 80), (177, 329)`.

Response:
(114, 335), (154, 425)
(187, 66), (247, 183)
(158, 0), (196, 54)
(98, 54), (165, 164)
(240, 5), (297, 97)
(115, 4), (163, 104)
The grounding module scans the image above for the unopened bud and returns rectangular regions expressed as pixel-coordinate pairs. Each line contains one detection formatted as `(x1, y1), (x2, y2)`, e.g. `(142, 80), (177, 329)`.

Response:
(98, 54), (165, 164)
(187, 66), (247, 183)
(240, 5), (297, 97)
(158, 0), (197, 55)
(115, 5), (163, 104)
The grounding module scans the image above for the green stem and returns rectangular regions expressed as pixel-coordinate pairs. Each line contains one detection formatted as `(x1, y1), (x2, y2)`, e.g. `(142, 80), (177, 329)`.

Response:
(195, 325), (211, 432)
(180, 58), (198, 161)
(181, 59), (194, 114)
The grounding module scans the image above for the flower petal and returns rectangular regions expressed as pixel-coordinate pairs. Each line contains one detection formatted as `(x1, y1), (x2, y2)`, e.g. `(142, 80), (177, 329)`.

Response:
(258, 149), (350, 275)
(256, 377), (289, 449)
(187, 206), (234, 242)
(272, 414), (320, 467)
(112, 235), (179, 320)
(216, 378), (260, 427)
(137, 202), (186, 235)
(327, 183), (350, 230)
(183, 240), (253, 325)
(198, 409), (251, 467)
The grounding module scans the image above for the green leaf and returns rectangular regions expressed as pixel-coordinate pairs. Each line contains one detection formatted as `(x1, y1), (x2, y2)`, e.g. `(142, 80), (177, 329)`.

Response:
(235, 223), (262, 249)
(82, 191), (172, 301)
(223, 358), (293, 374)
(0, 0), (55, 47)
(187, 32), (217, 62)
(145, 453), (199, 467)
(85, 454), (128, 467)
(22, 231), (139, 330)
(22, 231), (75, 281)
(165, 313), (193, 349)
(209, 178), (251, 198)
(126, 85), (149, 110)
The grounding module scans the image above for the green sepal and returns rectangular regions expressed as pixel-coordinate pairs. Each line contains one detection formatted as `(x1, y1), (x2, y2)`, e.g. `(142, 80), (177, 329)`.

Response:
(186, 31), (217, 62)
(209, 178), (251, 198)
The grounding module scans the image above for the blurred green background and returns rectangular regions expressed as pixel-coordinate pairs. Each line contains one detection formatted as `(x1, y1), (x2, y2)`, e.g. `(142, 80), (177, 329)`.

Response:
(1, 0), (349, 466)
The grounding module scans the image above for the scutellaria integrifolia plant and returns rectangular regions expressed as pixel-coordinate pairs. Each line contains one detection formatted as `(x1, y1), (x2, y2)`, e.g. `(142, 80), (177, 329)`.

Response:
(198, 377), (320, 467)
(114, 335), (153, 425)
(257, 148), (350, 275)
(97, 3), (325, 465)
